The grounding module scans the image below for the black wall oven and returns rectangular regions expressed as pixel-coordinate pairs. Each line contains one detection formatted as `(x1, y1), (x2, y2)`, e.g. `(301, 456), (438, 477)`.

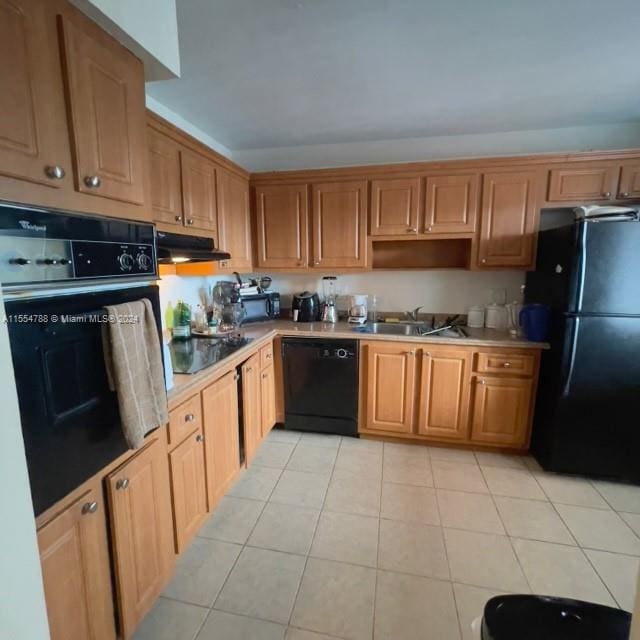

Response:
(1, 204), (162, 516)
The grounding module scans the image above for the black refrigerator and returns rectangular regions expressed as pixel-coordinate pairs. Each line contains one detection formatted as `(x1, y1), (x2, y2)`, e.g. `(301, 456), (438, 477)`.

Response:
(526, 208), (640, 483)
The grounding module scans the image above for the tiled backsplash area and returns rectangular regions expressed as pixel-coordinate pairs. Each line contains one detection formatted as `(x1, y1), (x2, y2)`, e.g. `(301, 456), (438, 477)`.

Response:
(158, 270), (525, 328)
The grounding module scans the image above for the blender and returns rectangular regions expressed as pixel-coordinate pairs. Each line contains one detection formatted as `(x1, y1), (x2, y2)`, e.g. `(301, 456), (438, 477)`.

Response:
(321, 276), (338, 323)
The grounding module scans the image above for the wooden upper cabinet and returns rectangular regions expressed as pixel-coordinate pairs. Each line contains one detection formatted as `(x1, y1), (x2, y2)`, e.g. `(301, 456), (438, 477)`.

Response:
(148, 126), (183, 226)
(202, 370), (240, 510)
(424, 174), (479, 234)
(370, 177), (421, 236)
(106, 438), (174, 639)
(255, 184), (309, 268)
(312, 180), (368, 269)
(169, 429), (208, 553)
(547, 164), (619, 202)
(618, 163), (640, 199)
(477, 170), (538, 268)
(180, 149), (218, 233)
(242, 353), (262, 464)
(38, 486), (116, 640)
(217, 169), (252, 272)
(364, 341), (417, 434)
(0, 0), (72, 189)
(470, 376), (533, 447)
(418, 348), (472, 440)
(58, 11), (146, 205)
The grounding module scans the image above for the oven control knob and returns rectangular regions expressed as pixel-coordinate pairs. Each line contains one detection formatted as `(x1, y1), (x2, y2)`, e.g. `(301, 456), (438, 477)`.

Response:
(38, 258), (59, 266)
(336, 348), (348, 359)
(9, 257), (32, 266)
(136, 252), (152, 271)
(118, 253), (134, 271)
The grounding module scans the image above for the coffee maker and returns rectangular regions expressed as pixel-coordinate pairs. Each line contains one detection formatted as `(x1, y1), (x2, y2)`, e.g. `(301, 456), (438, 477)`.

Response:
(347, 294), (368, 324)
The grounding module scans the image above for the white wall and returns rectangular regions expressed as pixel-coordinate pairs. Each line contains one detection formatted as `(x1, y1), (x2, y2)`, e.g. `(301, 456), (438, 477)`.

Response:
(71, 0), (180, 80)
(158, 270), (525, 327)
(0, 288), (50, 639)
(234, 122), (640, 172)
(146, 96), (235, 160)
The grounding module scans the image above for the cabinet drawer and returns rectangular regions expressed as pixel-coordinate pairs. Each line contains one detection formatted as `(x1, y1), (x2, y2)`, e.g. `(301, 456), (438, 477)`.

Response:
(168, 395), (202, 446)
(476, 352), (535, 376)
(260, 342), (274, 369)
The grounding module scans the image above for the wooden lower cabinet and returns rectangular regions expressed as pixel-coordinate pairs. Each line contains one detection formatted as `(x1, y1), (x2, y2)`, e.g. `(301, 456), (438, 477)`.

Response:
(202, 370), (241, 510)
(169, 428), (208, 553)
(417, 347), (472, 440)
(107, 437), (175, 639)
(363, 341), (417, 433)
(37, 485), (116, 640)
(470, 376), (534, 448)
(261, 363), (276, 437)
(242, 353), (262, 463)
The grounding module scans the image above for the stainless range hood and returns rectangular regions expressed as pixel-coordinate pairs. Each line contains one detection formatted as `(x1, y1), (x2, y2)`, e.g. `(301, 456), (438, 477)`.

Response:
(156, 231), (231, 263)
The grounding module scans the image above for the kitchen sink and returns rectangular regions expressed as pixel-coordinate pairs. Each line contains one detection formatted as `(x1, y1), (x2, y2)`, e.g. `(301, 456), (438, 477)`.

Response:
(352, 323), (467, 338)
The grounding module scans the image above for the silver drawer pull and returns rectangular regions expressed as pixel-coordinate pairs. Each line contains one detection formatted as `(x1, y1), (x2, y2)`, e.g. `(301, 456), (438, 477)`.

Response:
(84, 175), (101, 188)
(186, 218), (194, 225)
(185, 413), (195, 422)
(116, 478), (130, 490)
(174, 214), (182, 222)
(478, 379), (486, 385)
(502, 362), (512, 368)
(44, 165), (65, 180)
(81, 501), (98, 515)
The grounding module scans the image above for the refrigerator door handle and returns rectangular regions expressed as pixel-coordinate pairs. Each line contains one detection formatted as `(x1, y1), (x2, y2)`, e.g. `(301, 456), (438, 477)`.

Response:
(574, 222), (588, 313)
(561, 316), (580, 398)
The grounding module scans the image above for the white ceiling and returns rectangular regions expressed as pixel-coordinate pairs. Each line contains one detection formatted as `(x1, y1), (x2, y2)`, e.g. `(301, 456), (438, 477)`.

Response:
(146, 0), (640, 152)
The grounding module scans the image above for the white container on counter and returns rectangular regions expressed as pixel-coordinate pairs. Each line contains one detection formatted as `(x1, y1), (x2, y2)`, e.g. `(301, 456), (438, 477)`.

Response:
(484, 304), (508, 330)
(467, 306), (485, 328)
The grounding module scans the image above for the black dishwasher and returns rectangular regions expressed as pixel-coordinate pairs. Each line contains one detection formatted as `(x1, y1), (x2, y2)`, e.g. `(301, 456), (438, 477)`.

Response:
(282, 339), (358, 437)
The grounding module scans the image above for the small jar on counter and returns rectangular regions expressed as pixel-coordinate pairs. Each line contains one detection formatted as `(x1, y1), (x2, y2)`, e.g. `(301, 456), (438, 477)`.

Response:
(467, 306), (485, 328)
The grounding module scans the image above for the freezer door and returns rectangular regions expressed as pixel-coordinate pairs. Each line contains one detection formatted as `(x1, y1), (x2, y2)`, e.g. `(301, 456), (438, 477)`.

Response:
(536, 315), (640, 481)
(570, 218), (640, 315)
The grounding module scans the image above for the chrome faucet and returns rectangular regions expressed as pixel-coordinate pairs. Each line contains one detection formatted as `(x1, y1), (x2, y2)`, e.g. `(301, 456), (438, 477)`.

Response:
(405, 306), (423, 322)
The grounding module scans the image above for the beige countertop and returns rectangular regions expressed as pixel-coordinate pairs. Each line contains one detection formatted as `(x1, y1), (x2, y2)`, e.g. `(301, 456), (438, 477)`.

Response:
(166, 320), (548, 408)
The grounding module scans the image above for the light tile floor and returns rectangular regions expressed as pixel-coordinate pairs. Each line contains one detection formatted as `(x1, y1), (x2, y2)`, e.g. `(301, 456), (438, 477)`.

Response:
(135, 430), (640, 640)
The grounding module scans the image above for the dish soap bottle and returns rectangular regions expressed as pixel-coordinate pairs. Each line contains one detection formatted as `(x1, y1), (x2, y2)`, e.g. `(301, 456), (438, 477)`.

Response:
(173, 301), (191, 340)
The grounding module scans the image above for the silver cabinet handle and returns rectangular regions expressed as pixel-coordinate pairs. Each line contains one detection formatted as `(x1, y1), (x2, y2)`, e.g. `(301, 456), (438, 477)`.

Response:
(314, 261), (320, 265)
(620, 192), (630, 198)
(477, 379), (486, 385)
(44, 165), (65, 180)
(174, 214), (182, 222)
(84, 175), (101, 188)
(81, 501), (98, 515)
(481, 258), (487, 264)
(233, 373), (239, 381)
(406, 227), (416, 233)
(196, 434), (204, 443)
(603, 192), (611, 198)
(186, 218), (194, 225)
(266, 353), (272, 359)
(405, 350), (416, 356)
(423, 352), (431, 357)
(424, 226), (433, 232)
(185, 413), (195, 422)
(116, 478), (130, 490)
(502, 362), (512, 368)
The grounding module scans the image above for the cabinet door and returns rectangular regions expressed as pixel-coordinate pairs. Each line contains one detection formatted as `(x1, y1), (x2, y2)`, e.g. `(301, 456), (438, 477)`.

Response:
(260, 363), (276, 437)
(424, 174), (479, 234)
(312, 180), (368, 268)
(370, 177), (420, 236)
(470, 376), (533, 448)
(547, 165), (618, 202)
(364, 342), (417, 433)
(202, 370), (241, 509)
(255, 184), (309, 268)
(0, 0), (72, 188)
(148, 127), (183, 226)
(58, 12), (146, 205)
(618, 163), (640, 199)
(180, 149), (218, 232)
(477, 170), (538, 268)
(107, 438), (174, 639)
(242, 354), (262, 464)
(38, 487), (116, 640)
(169, 429), (208, 553)
(418, 348), (472, 440)
(217, 169), (252, 272)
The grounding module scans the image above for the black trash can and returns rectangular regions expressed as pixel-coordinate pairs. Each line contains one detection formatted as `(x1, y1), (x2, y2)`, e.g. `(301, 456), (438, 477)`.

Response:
(482, 595), (631, 640)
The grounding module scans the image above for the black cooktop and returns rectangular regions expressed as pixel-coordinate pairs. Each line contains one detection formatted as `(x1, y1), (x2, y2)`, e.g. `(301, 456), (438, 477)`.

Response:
(169, 335), (252, 374)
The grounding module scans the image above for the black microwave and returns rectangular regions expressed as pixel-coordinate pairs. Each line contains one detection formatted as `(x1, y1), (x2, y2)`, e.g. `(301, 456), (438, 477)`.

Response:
(242, 291), (280, 323)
